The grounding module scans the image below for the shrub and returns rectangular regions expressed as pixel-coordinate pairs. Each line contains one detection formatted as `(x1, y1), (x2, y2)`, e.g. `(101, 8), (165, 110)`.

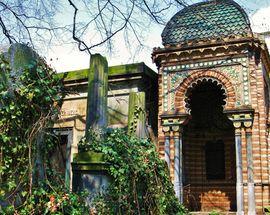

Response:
(79, 129), (188, 215)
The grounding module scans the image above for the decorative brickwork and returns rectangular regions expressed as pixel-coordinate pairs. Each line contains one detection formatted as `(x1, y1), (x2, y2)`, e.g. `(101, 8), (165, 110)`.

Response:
(154, 50), (270, 214)
(153, 1), (270, 214)
(162, 57), (250, 112)
(174, 70), (236, 113)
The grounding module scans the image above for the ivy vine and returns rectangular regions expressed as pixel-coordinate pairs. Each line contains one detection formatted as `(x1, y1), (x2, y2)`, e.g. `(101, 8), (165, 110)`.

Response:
(128, 104), (145, 135)
(79, 129), (188, 215)
(0, 51), (89, 214)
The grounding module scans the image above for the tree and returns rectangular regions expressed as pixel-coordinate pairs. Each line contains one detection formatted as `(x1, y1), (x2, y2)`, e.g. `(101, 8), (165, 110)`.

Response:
(0, 1), (65, 47)
(0, 0), (188, 55)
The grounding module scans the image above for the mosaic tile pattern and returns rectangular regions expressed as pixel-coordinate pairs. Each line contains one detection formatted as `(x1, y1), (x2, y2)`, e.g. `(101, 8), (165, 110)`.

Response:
(241, 59), (250, 106)
(162, 0), (251, 46)
(163, 71), (169, 112)
(162, 57), (250, 111)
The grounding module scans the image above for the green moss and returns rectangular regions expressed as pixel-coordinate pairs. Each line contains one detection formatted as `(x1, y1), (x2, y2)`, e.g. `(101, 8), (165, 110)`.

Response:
(73, 151), (105, 164)
(57, 68), (89, 82)
(72, 151), (108, 171)
(8, 44), (36, 71)
(58, 62), (157, 82)
(72, 163), (108, 171)
(108, 62), (143, 76)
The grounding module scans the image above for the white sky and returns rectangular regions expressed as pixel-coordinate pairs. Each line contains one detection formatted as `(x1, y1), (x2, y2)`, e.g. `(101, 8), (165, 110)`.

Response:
(46, 1), (270, 73)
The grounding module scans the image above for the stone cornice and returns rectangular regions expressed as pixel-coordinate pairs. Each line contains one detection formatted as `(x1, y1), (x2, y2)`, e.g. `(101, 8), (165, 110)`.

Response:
(152, 37), (263, 67)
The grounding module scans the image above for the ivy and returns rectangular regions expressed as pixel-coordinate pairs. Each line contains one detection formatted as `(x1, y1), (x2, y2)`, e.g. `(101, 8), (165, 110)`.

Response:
(0, 52), (89, 214)
(1, 46), (188, 214)
(79, 129), (188, 215)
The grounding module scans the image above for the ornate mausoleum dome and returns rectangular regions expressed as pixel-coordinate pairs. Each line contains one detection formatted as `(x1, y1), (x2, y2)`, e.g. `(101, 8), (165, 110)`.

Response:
(161, 0), (252, 46)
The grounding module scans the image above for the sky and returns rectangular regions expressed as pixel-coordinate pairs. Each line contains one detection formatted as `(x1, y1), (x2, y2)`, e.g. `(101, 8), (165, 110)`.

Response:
(46, 0), (270, 73)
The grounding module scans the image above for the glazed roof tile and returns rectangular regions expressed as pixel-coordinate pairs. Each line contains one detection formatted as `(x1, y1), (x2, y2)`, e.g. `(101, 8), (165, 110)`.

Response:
(162, 0), (252, 46)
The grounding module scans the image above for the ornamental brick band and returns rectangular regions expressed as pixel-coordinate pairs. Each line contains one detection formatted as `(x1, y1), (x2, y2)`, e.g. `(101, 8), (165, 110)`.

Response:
(175, 70), (236, 113)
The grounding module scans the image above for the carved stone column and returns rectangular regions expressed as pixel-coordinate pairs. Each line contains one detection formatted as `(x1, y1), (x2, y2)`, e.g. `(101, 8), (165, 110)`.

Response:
(246, 127), (256, 215)
(161, 113), (188, 203)
(172, 126), (183, 203)
(234, 126), (244, 215)
(226, 109), (254, 215)
(163, 126), (171, 169)
(85, 54), (108, 137)
(128, 92), (147, 138)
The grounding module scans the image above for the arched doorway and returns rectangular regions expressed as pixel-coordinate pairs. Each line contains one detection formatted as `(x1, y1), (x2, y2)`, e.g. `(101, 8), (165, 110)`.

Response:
(182, 78), (236, 212)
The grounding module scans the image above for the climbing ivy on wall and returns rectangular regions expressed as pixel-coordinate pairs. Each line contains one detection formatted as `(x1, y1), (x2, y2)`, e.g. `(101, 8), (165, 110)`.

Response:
(0, 52), (88, 214)
(79, 129), (188, 215)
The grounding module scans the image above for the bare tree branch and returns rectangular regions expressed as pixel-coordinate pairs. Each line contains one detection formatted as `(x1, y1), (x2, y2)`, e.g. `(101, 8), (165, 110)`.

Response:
(0, 0), (190, 55)
(68, 0), (92, 54)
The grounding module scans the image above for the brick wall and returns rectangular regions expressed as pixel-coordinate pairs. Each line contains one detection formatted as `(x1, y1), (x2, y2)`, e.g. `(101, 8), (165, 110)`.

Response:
(248, 56), (270, 214)
(183, 129), (236, 211)
(157, 52), (270, 214)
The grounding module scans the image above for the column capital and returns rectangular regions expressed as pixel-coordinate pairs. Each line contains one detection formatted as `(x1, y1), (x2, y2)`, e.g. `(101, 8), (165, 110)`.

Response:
(224, 109), (254, 129)
(235, 127), (242, 135)
(160, 112), (189, 131)
(162, 126), (171, 133)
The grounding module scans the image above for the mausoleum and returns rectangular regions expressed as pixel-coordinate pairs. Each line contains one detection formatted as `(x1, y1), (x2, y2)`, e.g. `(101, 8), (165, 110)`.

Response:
(54, 0), (270, 214)
(152, 0), (270, 214)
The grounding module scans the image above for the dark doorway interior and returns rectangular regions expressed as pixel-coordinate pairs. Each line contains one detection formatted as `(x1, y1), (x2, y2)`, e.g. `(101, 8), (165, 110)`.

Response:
(50, 129), (72, 187)
(50, 134), (69, 177)
(182, 79), (236, 212)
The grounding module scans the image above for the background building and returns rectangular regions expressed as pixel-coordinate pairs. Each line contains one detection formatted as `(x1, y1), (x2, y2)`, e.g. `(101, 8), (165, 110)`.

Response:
(153, 0), (270, 214)
(54, 0), (270, 214)
(53, 62), (158, 188)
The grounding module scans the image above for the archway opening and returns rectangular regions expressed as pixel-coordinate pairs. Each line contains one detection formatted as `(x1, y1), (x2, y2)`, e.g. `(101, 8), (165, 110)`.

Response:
(182, 78), (236, 212)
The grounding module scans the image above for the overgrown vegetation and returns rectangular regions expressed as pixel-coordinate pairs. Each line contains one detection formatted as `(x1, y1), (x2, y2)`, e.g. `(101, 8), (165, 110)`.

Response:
(79, 129), (188, 215)
(208, 210), (220, 215)
(0, 52), (89, 214)
(1, 46), (187, 214)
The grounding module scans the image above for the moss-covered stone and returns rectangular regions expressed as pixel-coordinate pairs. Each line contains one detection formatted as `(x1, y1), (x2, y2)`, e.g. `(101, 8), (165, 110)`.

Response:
(85, 54), (108, 134)
(72, 151), (108, 171)
(57, 62), (157, 82)
(128, 92), (147, 138)
(57, 68), (89, 82)
(73, 151), (106, 164)
(8, 43), (37, 72)
(108, 62), (143, 76)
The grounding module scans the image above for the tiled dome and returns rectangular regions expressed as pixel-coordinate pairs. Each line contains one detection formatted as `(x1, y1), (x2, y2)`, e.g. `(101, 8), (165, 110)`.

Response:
(161, 0), (252, 46)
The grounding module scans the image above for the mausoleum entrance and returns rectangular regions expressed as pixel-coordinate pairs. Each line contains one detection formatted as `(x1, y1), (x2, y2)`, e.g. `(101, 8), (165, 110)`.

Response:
(182, 78), (236, 212)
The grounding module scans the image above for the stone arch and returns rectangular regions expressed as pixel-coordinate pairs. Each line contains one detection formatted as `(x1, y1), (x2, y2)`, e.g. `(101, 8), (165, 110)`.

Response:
(175, 71), (236, 113)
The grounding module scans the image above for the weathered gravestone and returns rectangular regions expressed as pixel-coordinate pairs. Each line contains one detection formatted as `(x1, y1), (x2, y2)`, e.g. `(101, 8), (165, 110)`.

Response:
(0, 44), (43, 207)
(72, 54), (110, 204)
(128, 92), (147, 138)
(7, 44), (45, 183)
(0, 43), (37, 94)
(72, 151), (110, 204)
(85, 54), (108, 136)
